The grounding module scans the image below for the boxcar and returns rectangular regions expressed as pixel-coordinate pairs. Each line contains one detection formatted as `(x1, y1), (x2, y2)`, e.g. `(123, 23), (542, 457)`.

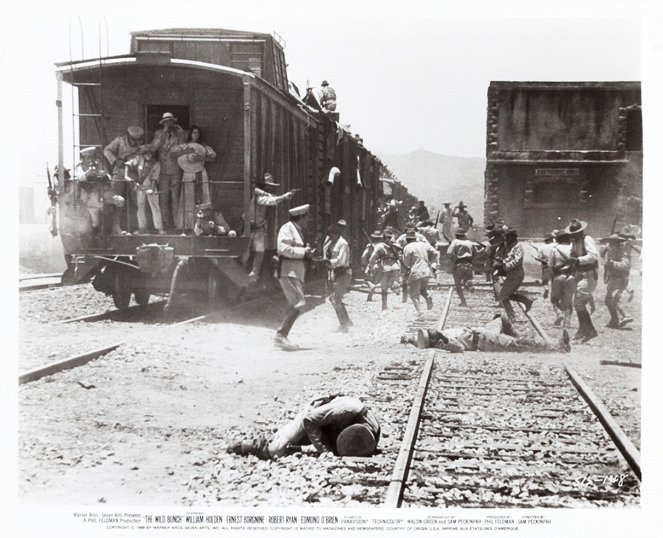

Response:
(54, 28), (414, 308)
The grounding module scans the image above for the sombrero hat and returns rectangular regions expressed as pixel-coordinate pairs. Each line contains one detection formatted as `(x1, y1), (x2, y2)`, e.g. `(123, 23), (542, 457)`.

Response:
(177, 143), (207, 173)
(563, 218), (588, 235)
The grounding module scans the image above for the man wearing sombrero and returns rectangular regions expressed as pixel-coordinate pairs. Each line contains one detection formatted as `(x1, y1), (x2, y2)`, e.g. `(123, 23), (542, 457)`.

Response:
(565, 218), (600, 342)
(601, 233), (633, 329)
(453, 201), (474, 232)
(147, 112), (186, 229)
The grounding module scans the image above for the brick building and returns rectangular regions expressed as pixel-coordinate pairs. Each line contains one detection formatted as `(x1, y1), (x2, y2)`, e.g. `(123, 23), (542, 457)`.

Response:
(484, 82), (642, 237)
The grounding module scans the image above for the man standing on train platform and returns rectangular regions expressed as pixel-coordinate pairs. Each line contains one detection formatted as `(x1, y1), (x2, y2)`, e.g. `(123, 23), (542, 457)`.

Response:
(275, 204), (314, 350)
(402, 228), (439, 318)
(322, 224), (353, 332)
(453, 201), (474, 233)
(493, 227), (533, 312)
(244, 172), (296, 281)
(104, 125), (146, 234)
(601, 233), (633, 329)
(368, 227), (402, 311)
(565, 218), (600, 343)
(447, 228), (482, 307)
(440, 201), (454, 243)
(146, 112), (186, 230)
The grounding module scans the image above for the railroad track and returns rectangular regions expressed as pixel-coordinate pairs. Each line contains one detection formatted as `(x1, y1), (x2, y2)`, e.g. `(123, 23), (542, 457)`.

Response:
(19, 276), (63, 292)
(18, 292), (280, 386)
(381, 286), (640, 508)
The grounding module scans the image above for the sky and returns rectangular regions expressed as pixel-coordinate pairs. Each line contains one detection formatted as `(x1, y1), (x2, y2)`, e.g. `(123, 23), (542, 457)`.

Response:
(2, 0), (653, 189)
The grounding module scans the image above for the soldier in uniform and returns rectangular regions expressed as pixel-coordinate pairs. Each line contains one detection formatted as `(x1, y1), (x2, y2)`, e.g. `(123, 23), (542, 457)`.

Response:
(323, 224), (353, 332)
(275, 204), (313, 350)
(244, 172), (296, 280)
(227, 395), (380, 459)
(104, 125), (146, 234)
(602, 233), (633, 329)
(447, 228), (481, 307)
(402, 229), (439, 318)
(565, 219), (600, 343)
(494, 228), (533, 311)
(368, 228), (402, 311)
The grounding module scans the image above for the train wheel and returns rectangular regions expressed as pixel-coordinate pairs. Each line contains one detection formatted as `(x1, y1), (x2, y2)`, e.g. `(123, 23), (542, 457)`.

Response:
(208, 269), (222, 309)
(134, 288), (150, 306)
(112, 270), (132, 310)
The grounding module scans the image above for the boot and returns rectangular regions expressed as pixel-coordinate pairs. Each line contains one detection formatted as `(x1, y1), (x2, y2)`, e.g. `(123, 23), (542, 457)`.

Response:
(402, 282), (408, 303)
(580, 310), (598, 343)
(425, 295), (433, 310)
(381, 292), (388, 311)
(334, 304), (351, 331)
(573, 308), (586, 340)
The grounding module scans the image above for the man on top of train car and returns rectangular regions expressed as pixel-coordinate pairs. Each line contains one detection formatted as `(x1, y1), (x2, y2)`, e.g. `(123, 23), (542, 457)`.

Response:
(319, 80), (337, 112)
(403, 313), (571, 354)
(146, 112), (186, 230)
(104, 126), (146, 234)
(245, 172), (296, 281)
(275, 204), (314, 351)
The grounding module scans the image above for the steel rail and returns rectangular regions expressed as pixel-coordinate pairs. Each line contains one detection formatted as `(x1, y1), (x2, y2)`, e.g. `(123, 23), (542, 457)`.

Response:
(51, 300), (168, 325)
(383, 287), (453, 507)
(563, 364), (641, 481)
(19, 279), (63, 292)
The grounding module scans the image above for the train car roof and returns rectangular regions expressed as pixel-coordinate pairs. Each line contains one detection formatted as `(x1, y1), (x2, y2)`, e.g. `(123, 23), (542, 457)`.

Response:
(130, 27), (278, 41)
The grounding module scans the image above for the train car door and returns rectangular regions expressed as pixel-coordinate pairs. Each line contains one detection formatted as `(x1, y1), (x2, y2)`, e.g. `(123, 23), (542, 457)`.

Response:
(144, 105), (190, 141)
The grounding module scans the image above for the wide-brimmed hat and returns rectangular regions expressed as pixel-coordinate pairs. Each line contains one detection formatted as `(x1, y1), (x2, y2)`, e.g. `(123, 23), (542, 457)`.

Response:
(159, 112), (178, 124)
(370, 230), (385, 240)
(289, 204), (310, 217)
(336, 424), (376, 457)
(416, 328), (430, 349)
(321, 80), (329, 86)
(601, 233), (628, 243)
(458, 201), (466, 208)
(127, 125), (145, 139)
(260, 172), (280, 188)
(79, 146), (97, 157)
(563, 218), (588, 235)
(383, 226), (396, 238)
(455, 228), (467, 237)
(177, 143), (207, 173)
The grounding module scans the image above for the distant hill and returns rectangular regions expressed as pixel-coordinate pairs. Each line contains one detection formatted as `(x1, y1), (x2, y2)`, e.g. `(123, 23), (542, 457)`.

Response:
(378, 149), (486, 225)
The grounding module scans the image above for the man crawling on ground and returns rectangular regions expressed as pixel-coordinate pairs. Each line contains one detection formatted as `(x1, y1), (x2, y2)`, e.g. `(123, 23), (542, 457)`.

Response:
(227, 395), (380, 460)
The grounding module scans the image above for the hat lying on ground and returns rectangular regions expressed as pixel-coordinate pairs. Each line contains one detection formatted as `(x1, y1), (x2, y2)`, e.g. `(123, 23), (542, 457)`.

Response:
(127, 125), (144, 139)
(289, 204), (310, 217)
(563, 218), (588, 235)
(159, 112), (177, 124)
(336, 424), (376, 457)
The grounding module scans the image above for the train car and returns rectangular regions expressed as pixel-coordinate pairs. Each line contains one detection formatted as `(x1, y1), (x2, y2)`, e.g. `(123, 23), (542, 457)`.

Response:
(54, 27), (399, 308)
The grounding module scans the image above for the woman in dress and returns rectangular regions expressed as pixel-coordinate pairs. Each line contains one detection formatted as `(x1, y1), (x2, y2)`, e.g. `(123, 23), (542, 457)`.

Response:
(173, 125), (216, 231)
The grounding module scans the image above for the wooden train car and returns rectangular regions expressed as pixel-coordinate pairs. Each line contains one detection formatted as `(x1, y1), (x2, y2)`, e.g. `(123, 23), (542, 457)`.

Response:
(54, 27), (411, 308)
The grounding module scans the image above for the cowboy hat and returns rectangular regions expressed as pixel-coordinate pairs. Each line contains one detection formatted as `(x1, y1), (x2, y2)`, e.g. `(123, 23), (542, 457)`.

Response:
(370, 230), (385, 240)
(289, 204), (310, 217)
(458, 201), (467, 208)
(176, 143), (207, 173)
(159, 112), (178, 124)
(336, 424), (376, 457)
(563, 218), (588, 235)
(416, 328), (431, 349)
(321, 80), (330, 86)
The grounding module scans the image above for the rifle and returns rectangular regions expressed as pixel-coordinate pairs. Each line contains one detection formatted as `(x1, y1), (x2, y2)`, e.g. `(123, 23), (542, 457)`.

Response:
(434, 210), (441, 228)
(46, 163), (58, 237)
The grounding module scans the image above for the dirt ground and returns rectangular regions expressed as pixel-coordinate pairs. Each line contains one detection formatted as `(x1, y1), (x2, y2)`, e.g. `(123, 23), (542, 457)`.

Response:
(18, 261), (641, 506)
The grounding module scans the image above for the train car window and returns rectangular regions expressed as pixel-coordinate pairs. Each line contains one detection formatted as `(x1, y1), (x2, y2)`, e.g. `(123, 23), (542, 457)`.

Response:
(144, 105), (190, 141)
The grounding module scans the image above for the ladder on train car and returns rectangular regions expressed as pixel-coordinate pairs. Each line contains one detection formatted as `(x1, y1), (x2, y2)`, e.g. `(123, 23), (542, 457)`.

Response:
(69, 17), (110, 178)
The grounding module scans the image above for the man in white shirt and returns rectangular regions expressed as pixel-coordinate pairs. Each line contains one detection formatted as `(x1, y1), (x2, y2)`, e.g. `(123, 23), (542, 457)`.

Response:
(323, 224), (353, 331)
(402, 229), (439, 318)
(275, 204), (313, 350)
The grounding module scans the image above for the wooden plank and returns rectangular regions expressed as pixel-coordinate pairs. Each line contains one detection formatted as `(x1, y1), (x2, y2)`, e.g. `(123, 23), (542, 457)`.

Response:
(383, 354), (435, 508)
(599, 360), (642, 369)
(515, 301), (554, 344)
(564, 363), (641, 480)
(19, 342), (122, 385)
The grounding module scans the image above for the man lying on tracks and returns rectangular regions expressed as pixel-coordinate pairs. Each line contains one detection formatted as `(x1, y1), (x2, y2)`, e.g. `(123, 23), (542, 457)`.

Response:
(227, 395), (381, 460)
(402, 313), (571, 354)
